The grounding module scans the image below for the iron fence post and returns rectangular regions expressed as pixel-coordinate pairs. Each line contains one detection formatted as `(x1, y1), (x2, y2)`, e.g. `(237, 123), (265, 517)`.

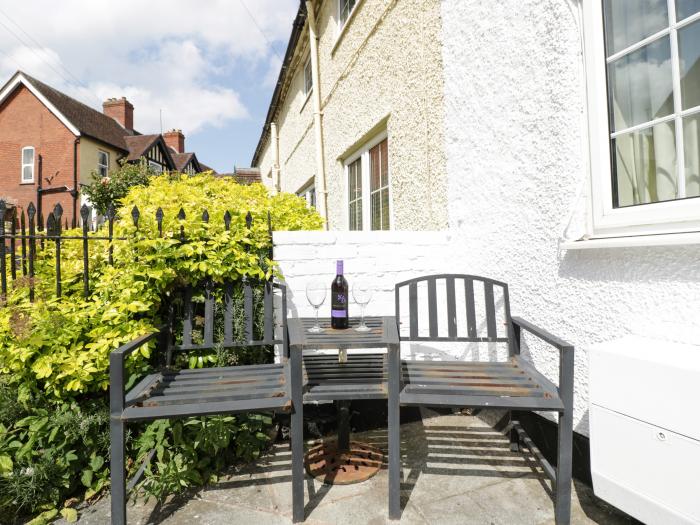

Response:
(51, 203), (63, 297)
(20, 209), (27, 276)
(10, 212), (16, 281)
(81, 204), (90, 298)
(27, 203), (36, 302)
(0, 200), (6, 299)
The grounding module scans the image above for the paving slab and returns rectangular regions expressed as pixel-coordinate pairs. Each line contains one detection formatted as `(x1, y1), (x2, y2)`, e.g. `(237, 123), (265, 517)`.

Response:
(61, 412), (634, 525)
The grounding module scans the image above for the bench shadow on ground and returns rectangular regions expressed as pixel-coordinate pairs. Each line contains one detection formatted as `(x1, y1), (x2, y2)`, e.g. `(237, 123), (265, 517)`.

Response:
(139, 414), (633, 524)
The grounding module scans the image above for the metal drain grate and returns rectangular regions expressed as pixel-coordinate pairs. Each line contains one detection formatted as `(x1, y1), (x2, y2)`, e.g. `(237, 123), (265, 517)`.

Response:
(304, 440), (384, 485)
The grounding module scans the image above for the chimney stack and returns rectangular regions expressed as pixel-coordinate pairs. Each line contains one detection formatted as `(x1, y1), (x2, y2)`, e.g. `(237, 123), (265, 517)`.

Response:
(164, 129), (185, 154)
(103, 97), (134, 131)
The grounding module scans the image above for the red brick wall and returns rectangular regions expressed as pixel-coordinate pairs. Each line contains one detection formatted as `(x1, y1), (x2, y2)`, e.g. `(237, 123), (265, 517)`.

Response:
(0, 85), (78, 226)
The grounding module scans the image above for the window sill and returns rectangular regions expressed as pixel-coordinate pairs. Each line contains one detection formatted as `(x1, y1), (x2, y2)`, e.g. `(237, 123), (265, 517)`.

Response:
(19, 181), (34, 185)
(331, 0), (366, 56)
(561, 231), (700, 250)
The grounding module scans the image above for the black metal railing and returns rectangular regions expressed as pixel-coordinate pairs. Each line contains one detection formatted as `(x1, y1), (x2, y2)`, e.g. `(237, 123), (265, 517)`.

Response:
(0, 199), (274, 303)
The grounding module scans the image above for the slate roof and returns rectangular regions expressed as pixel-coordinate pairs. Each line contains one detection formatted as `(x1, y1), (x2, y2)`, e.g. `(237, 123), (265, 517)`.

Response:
(124, 135), (161, 161)
(20, 72), (132, 152)
(172, 152), (199, 172)
(231, 167), (261, 185)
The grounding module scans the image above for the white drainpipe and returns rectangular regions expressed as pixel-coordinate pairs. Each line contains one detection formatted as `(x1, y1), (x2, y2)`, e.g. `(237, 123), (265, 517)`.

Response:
(270, 121), (281, 193)
(305, 0), (329, 229)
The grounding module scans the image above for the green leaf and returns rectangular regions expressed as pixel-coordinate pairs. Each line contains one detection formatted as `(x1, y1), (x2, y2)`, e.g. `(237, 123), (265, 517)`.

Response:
(81, 469), (94, 488)
(61, 507), (79, 523)
(0, 455), (13, 475)
(90, 455), (105, 471)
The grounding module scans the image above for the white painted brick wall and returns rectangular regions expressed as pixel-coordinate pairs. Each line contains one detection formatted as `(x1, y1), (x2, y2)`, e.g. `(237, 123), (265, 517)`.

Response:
(273, 230), (466, 361)
(274, 231), (456, 320)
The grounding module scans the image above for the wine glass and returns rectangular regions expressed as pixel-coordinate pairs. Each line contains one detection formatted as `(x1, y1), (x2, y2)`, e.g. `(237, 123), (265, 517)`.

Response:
(306, 281), (327, 333)
(352, 282), (373, 332)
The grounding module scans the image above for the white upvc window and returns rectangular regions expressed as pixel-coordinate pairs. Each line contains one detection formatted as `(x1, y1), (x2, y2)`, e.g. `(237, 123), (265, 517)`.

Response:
(297, 181), (316, 209)
(21, 146), (35, 183)
(338, 0), (357, 29)
(303, 56), (313, 97)
(583, 0), (700, 237)
(344, 132), (391, 231)
(97, 150), (109, 178)
(149, 160), (163, 174)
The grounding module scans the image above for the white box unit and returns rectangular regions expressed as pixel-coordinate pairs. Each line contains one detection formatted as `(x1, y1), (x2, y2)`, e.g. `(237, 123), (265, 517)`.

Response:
(589, 335), (700, 525)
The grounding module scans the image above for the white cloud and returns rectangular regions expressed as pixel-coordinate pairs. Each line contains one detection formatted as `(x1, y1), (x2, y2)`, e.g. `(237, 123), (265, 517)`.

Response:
(263, 54), (284, 88)
(0, 0), (297, 135)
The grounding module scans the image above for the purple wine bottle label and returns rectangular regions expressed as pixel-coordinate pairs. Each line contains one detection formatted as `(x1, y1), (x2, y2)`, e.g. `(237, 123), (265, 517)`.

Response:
(331, 291), (347, 317)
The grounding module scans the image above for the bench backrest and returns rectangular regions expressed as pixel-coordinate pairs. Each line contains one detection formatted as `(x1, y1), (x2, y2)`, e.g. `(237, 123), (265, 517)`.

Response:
(167, 279), (287, 356)
(395, 274), (514, 350)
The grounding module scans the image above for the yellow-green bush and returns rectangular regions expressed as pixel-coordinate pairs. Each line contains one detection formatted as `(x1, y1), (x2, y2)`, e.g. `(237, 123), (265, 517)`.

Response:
(0, 172), (321, 522)
(0, 173), (321, 399)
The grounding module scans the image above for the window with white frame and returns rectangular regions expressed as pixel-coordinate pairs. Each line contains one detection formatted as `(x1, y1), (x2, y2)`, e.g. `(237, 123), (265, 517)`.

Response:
(584, 0), (700, 236)
(348, 158), (362, 230)
(98, 150), (109, 178)
(339, 0), (357, 28)
(297, 181), (317, 209)
(149, 160), (163, 174)
(21, 146), (34, 183)
(303, 56), (313, 97)
(345, 134), (390, 231)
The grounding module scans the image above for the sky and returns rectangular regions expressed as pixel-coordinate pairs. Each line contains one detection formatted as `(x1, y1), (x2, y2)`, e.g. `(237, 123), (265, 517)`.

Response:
(0, 0), (298, 173)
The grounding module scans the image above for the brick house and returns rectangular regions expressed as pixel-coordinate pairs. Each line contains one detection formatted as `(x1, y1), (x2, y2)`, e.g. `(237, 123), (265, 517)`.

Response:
(0, 71), (209, 226)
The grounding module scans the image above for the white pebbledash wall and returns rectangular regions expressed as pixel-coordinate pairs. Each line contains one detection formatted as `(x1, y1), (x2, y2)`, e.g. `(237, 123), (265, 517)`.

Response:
(440, 0), (700, 436)
(274, 0), (700, 438)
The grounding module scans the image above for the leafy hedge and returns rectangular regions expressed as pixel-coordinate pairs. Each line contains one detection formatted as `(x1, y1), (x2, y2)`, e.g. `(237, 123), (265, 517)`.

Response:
(0, 171), (321, 523)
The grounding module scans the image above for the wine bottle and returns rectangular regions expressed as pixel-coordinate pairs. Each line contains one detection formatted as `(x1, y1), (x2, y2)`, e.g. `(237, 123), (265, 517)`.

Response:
(331, 260), (349, 329)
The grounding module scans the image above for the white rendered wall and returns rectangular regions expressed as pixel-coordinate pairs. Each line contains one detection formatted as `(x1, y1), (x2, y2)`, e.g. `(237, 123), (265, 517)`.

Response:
(441, 0), (700, 436)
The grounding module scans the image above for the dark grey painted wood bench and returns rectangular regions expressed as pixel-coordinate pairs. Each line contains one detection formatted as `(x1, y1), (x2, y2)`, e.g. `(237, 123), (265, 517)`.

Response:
(393, 274), (574, 524)
(109, 279), (302, 524)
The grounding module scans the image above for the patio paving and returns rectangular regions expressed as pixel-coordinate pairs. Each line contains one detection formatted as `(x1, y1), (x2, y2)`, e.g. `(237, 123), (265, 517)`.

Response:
(66, 410), (634, 525)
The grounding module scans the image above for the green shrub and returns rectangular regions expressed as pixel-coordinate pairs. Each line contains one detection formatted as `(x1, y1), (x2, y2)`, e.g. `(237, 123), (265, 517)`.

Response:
(81, 160), (153, 216)
(0, 173), (322, 522)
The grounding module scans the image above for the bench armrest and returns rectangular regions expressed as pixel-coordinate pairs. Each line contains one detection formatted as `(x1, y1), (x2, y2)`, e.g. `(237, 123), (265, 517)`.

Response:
(511, 316), (573, 352)
(511, 316), (574, 406)
(109, 331), (162, 416)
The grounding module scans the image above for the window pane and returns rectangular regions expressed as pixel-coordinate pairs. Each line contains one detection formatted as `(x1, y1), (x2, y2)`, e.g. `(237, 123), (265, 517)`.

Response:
(304, 59), (312, 95)
(340, 0), (356, 25)
(381, 189), (389, 230)
(22, 165), (33, 181)
(22, 148), (33, 165)
(380, 139), (388, 187)
(371, 191), (380, 230)
(679, 20), (700, 110)
(348, 158), (362, 230)
(370, 144), (380, 190)
(349, 200), (362, 230)
(603, 0), (668, 56)
(676, 0), (700, 20)
(608, 37), (673, 131)
(612, 121), (677, 206)
(684, 114), (700, 197)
